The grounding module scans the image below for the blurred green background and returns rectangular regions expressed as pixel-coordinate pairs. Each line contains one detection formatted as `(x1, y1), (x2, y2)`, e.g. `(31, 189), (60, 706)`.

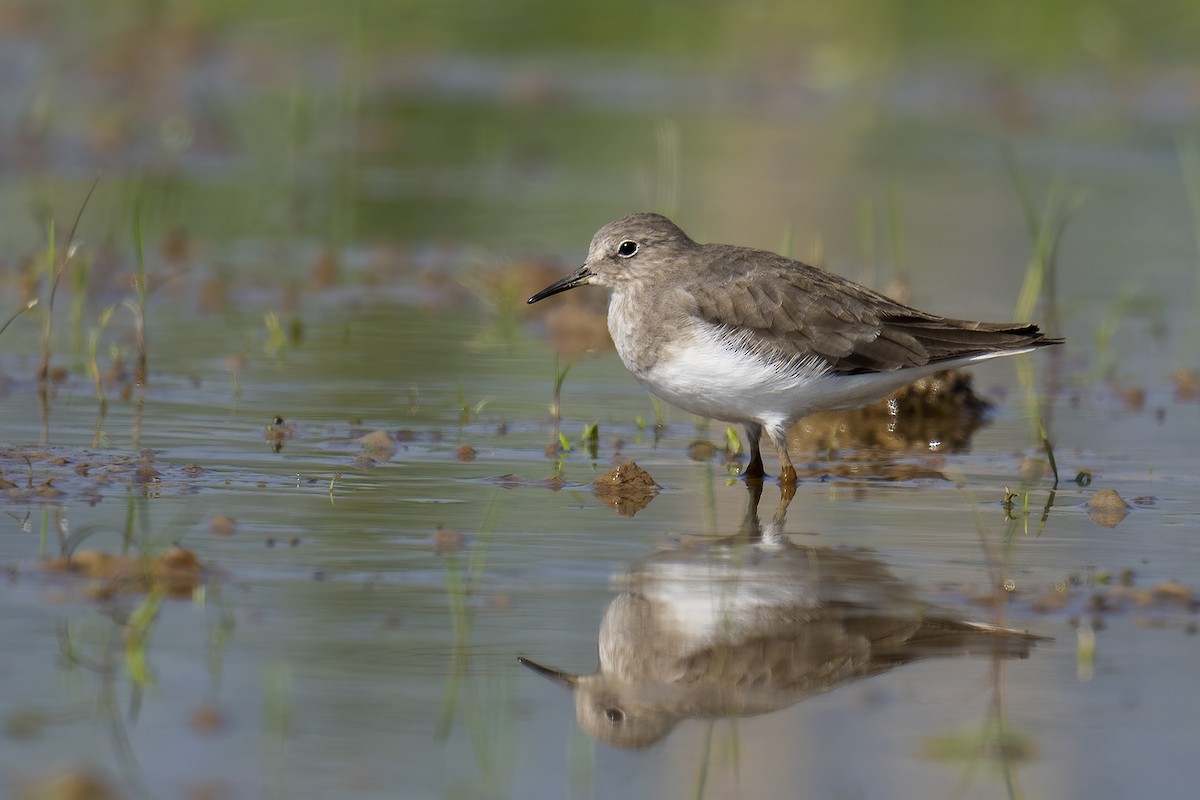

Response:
(6, 0), (1200, 268)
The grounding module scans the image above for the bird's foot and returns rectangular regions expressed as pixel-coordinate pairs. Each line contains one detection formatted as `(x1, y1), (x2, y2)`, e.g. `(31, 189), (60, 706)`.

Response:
(742, 456), (766, 480)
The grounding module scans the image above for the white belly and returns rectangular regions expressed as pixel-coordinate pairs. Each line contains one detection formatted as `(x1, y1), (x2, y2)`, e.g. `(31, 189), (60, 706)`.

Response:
(635, 333), (828, 425)
(615, 318), (1016, 429)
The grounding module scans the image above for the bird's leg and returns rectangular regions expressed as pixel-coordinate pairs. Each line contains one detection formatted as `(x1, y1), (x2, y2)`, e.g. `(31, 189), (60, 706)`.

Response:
(742, 423), (765, 479)
(770, 482), (794, 528)
(761, 479), (795, 543)
(737, 478), (765, 541)
(778, 472), (797, 503)
(765, 425), (799, 490)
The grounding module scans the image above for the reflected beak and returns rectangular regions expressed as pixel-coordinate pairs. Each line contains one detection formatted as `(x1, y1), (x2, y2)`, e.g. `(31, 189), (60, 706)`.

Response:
(527, 265), (594, 304)
(517, 656), (579, 688)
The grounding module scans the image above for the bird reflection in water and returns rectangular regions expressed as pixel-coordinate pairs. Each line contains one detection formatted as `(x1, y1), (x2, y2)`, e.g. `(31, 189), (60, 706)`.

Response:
(519, 484), (1046, 749)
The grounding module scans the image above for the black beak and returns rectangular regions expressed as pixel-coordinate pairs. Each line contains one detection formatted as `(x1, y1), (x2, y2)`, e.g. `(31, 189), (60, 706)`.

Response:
(527, 265), (593, 304)
(517, 656), (579, 688)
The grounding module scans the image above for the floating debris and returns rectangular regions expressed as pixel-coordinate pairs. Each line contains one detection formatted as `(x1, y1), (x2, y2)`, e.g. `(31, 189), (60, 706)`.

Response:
(1008, 569), (1196, 628)
(592, 460), (660, 517)
(1173, 367), (1200, 401)
(433, 527), (467, 554)
(265, 416), (295, 452)
(1120, 386), (1146, 412)
(483, 473), (570, 490)
(189, 703), (226, 736)
(387, 428), (441, 444)
(14, 767), (120, 800)
(133, 465), (160, 486)
(210, 516), (238, 537)
(1083, 488), (1133, 528)
(456, 444), (477, 462)
(42, 545), (206, 599)
(357, 430), (398, 462)
(1150, 580), (1193, 605)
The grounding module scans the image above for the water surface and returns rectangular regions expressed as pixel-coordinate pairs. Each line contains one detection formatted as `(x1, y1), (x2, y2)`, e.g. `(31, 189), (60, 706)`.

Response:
(1, 4), (1198, 798)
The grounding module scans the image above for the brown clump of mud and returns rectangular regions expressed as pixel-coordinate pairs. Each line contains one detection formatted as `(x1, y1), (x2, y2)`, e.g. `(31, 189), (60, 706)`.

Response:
(1173, 367), (1200, 401)
(42, 545), (206, 599)
(209, 515), (237, 537)
(487, 473), (570, 492)
(13, 767), (121, 800)
(1032, 575), (1197, 621)
(432, 526), (468, 554)
(1, 448), (185, 504)
(356, 430), (397, 462)
(592, 460), (660, 517)
(969, 568), (1197, 632)
(788, 369), (990, 457)
(1082, 488), (1132, 528)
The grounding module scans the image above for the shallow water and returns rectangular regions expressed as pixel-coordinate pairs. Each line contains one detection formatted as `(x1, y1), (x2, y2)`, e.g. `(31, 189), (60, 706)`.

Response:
(1, 304), (1196, 799)
(1, 4), (1199, 799)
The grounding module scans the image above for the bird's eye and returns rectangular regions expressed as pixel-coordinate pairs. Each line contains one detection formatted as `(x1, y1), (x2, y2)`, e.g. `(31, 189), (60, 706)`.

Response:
(617, 240), (639, 258)
(604, 707), (625, 724)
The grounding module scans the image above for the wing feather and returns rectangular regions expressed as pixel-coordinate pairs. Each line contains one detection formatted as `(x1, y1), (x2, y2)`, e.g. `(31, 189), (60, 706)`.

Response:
(686, 247), (1058, 375)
